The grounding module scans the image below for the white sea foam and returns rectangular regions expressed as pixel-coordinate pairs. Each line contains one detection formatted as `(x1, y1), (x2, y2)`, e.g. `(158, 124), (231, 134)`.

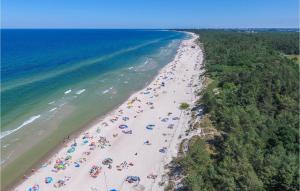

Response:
(102, 87), (113, 94)
(64, 89), (72, 94)
(128, 67), (134, 70)
(49, 107), (57, 112)
(59, 103), (66, 107)
(144, 59), (150, 65)
(0, 159), (6, 165)
(2, 144), (9, 148)
(0, 115), (41, 140)
(0, 151), (13, 165)
(48, 101), (55, 105)
(134, 58), (157, 72)
(102, 89), (109, 94)
(75, 89), (86, 95)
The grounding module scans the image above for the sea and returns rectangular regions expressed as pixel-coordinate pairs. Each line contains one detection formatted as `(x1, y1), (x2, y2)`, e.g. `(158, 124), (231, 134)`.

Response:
(0, 29), (188, 186)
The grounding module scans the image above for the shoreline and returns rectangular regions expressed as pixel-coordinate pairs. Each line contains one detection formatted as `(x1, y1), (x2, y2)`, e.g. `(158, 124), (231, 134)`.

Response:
(1, 31), (185, 190)
(12, 31), (203, 191)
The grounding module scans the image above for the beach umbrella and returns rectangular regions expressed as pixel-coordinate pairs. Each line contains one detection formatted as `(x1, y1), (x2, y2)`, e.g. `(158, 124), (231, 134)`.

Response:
(110, 189), (118, 191)
(74, 162), (80, 167)
(119, 124), (128, 129)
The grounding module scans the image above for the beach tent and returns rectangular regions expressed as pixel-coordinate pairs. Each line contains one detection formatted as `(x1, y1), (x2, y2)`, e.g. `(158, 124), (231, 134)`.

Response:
(144, 140), (151, 145)
(102, 158), (113, 165)
(67, 147), (75, 153)
(122, 129), (132, 134)
(146, 124), (155, 130)
(122, 116), (129, 121)
(159, 147), (167, 153)
(89, 165), (101, 178)
(28, 184), (39, 191)
(161, 118), (169, 122)
(45, 177), (53, 184)
(126, 176), (141, 183)
(54, 180), (65, 188)
(82, 134), (89, 139)
(147, 173), (158, 179)
(119, 124), (128, 129)
(167, 124), (175, 129)
(172, 117), (180, 120)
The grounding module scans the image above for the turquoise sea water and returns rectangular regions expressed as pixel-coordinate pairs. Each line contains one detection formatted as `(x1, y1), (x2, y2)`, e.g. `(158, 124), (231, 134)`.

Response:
(0, 29), (187, 180)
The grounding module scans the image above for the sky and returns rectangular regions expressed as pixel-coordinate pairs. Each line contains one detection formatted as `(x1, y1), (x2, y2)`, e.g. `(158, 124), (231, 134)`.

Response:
(1, 0), (299, 29)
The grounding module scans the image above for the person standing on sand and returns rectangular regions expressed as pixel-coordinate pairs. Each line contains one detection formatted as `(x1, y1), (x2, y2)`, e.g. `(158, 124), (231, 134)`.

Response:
(96, 127), (101, 133)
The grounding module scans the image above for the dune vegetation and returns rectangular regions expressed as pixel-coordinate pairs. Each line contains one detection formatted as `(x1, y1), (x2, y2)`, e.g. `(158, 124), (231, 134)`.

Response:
(176, 30), (299, 191)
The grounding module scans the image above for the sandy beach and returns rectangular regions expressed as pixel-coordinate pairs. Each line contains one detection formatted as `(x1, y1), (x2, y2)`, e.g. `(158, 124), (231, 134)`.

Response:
(13, 32), (203, 191)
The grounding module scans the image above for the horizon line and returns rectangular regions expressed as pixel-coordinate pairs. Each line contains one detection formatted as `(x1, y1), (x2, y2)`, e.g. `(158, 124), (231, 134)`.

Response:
(1, 27), (299, 30)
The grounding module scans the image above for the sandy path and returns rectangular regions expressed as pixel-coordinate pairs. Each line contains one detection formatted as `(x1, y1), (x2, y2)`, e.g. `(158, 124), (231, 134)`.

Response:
(14, 32), (203, 191)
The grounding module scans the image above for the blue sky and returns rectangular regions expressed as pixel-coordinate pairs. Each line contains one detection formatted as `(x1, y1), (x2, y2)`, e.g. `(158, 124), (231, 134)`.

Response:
(1, 0), (299, 28)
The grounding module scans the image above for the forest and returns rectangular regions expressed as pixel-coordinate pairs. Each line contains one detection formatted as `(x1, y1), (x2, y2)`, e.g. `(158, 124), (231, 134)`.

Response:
(177, 30), (299, 191)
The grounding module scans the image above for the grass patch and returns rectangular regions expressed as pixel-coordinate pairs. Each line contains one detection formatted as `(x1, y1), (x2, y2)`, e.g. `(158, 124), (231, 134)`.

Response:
(179, 102), (190, 110)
